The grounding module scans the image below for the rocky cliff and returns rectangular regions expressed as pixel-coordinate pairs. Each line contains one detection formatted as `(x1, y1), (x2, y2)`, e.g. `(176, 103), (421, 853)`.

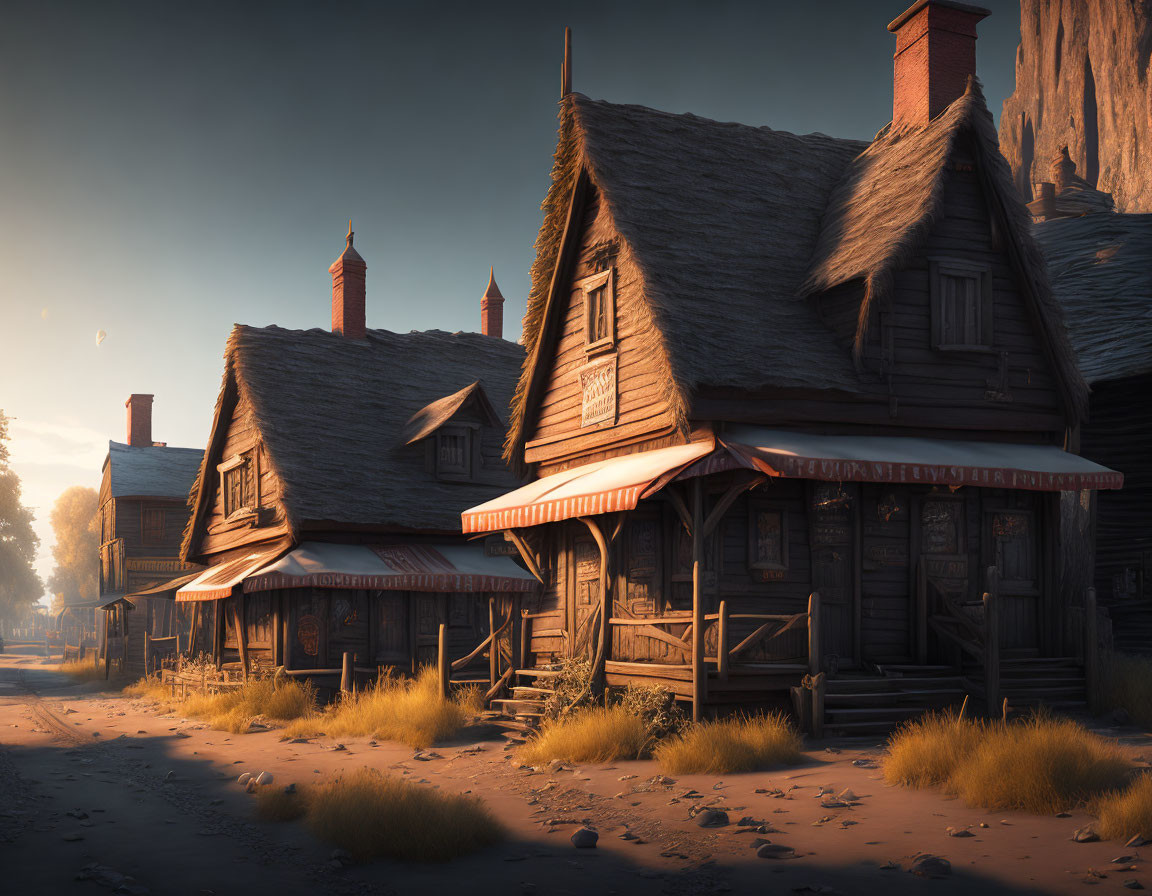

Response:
(999, 0), (1152, 213)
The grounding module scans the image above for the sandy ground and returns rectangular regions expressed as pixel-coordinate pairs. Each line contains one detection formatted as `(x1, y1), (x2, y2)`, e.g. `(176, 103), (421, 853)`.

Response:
(2, 649), (1150, 895)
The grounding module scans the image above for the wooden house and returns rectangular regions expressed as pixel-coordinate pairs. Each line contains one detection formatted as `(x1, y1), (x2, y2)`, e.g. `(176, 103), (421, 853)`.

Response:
(96, 397), (203, 676)
(463, 2), (1124, 735)
(176, 232), (536, 694)
(1036, 211), (1152, 654)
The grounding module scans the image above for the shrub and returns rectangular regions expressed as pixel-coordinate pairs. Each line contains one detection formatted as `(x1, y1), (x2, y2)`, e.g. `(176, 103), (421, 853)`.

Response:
(655, 713), (802, 775)
(255, 785), (309, 822)
(1094, 773), (1152, 841)
(884, 710), (988, 789)
(181, 677), (317, 734)
(282, 666), (470, 749)
(1103, 653), (1152, 727)
(60, 658), (108, 682)
(519, 705), (650, 765)
(884, 711), (1132, 815)
(541, 657), (596, 721)
(304, 769), (504, 862)
(618, 684), (687, 743)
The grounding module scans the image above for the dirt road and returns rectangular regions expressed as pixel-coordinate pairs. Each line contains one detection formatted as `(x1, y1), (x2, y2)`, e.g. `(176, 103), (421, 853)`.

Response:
(2, 652), (1147, 895)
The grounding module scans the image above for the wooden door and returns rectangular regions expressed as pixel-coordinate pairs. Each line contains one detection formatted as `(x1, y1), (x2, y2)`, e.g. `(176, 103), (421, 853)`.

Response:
(809, 483), (857, 669)
(290, 591), (327, 668)
(613, 514), (668, 663)
(414, 594), (443, 670)
(372, 591), (410, 668)
(328, 591), (369, 667)
(568, 534), (601, 658)
(989, 509), (1040, 652)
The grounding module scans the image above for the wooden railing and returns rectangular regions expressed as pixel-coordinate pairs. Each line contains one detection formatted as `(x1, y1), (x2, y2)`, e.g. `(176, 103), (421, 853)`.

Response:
(436, 596), (517, 702)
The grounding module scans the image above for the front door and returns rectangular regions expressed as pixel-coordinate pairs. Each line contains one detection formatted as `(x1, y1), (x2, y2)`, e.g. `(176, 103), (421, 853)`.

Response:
(809, 483), (857, 669)
(569, 534), (601, 659)
(989, 508), (1040, 653)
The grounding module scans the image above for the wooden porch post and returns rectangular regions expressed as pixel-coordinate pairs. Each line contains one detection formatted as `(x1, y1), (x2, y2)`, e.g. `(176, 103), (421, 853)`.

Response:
(488, 598), (498, 691)
(102, 610), (111, 680)
(691, 478), (705, 723)
(983, 566), (1000, 716)
(341, 650), (353, 695)
(578, 516), (611, 692)
(232, 594), (250, 683)
(144, 631), (151, 677)
(807, 592), (822, 675)
(1084, 586), (1099, 712)
(272, 592), (282, 667)
(717, 600), (730, 681)
(437, 623), (449, 699)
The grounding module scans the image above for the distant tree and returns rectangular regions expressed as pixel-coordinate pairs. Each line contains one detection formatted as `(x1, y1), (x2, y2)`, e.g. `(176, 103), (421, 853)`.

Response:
(46, 486), (99, 605)
(0, 411), (42, 625)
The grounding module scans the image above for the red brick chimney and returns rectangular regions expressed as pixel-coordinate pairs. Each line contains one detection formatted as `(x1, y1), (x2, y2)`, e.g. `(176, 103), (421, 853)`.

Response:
(329, 221), (367, 339)
(481, 267), (504, 339)
(126, 394), (153, 447)
(888, 0), (990, 128)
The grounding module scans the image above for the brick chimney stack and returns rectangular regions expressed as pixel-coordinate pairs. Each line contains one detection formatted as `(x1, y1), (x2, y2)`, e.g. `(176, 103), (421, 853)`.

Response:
(481, 267), (505, 339)
(329, 221), (367, 339)
(888, 0), (990, 128)
(126, 394), (154, 447)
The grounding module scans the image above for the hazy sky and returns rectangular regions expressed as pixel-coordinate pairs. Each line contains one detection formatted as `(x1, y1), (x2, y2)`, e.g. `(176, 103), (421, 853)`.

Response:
(0, 0), (1024, 600)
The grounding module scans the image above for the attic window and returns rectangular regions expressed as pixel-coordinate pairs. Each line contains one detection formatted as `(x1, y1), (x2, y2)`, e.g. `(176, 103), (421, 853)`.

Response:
(436, 425), (475, 481)
(141, 507), (165, 545)
(930, 259), (993, 351)
(579, 269), (615, 354)
(218, 451), (256, 520)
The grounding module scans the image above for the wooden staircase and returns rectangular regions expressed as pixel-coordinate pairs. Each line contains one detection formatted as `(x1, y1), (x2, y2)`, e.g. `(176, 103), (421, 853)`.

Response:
(966, 656), (1089, 715)
(822, 665), (968, 737)
(484, 667), (558, 733)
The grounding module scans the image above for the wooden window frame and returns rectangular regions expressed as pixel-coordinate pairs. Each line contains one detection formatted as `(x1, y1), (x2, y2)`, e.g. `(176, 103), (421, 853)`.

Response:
(434, 424), (478, 482)
(929, 258), (994, 352)
(218, 450), (257, 521)
(579, 269), (615, 355)
(748, 502), (790, 572)
(140, 505), (166, 545)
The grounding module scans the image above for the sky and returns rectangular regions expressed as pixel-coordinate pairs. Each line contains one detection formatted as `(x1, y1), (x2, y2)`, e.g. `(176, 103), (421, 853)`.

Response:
(0, 0), (1025, 602)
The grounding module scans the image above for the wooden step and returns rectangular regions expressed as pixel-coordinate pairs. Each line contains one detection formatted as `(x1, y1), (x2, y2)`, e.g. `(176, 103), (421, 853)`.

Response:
(511, 685), (553, 697)
(490, 698), (545, 715)
(824, 688), (966, 705)
(517, 668), (561, 678)
(827, 676), (966, 692)
(825, 706), (936, 721)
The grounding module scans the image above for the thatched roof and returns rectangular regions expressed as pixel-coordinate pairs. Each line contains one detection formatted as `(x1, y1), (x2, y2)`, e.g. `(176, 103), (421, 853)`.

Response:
(803, 78), (1088, 420)
(104, 441), (202, 499)
(1036, 213), (1152, 385)
(507, 94), (868, 464)
(182, 327), (523, 557)
(508, 79), (1088, 465)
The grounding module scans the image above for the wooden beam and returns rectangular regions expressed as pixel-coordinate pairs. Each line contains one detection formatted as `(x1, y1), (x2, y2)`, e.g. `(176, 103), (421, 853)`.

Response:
(666, 485), (693, 536)
(1084, 586), (1099, 712)
(488, 598), (498, 692)
(807, 592), (822, 676)
(983, 566), (1000, 715)
(578, 515), (611, 690)
(506, 529), (544, 584)
(702, 475), (766, 539)
(340, 651), (353, 695)
(232, 594), (250, 684)
(717, 601), (729, 681)
(691, 477), (705, 723)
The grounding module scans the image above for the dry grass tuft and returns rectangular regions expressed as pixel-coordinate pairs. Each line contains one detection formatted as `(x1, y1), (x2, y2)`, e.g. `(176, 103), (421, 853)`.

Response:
(519, 706), (651, 765)
(1094, 773), (1152, 841)
(1104, 654), (1152, 728)
(60, 659), (108, 682)
(124, 675), (173, 702)
(254, 785), (310, 822)
(180, 678), (317, 734)
(654, 713), (802, 775)
(884, 710), (988, 788)
(304, 769), (503, 862)
(282, 667), (471, 749)
(885, 712), (1131, 814)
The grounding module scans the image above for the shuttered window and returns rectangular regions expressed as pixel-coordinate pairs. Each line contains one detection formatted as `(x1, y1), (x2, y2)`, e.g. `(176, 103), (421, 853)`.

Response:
(930, 259), (993, 351)
(141, 507), (165, 544)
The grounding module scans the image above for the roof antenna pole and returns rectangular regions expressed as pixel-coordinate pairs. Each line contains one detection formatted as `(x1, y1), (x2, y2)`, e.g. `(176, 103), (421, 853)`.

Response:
(561, 27), (571, 98)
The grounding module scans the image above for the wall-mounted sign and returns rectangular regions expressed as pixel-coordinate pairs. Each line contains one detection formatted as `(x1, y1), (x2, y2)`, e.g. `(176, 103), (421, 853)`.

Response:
(579, 355), (617, 427)
(866, 544), (908, 567)
(297, 614), (320, 657)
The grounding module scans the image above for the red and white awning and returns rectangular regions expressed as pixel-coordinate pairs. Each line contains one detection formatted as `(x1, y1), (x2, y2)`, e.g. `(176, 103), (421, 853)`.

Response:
(175, 546), (286, 602)
(242, 542), (539, 593)
(461, 440), (716, 534)
(722, 426), (1123, 492)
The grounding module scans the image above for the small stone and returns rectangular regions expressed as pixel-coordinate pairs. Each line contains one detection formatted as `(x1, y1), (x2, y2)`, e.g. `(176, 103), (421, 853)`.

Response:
(1124, 880), (1144, 890)
(1127, 835), (1152, 848)
(61, 832), (84, 842)
(946, 826), (975, 838)
(237, 773), (251, 785)
(837, 789), (858, 802)
(283, 783), (296, 795)
(756, 843), (796, 859)
(880, 861), (900, 871)
(1113, 856), (1136, 864)
(332, 743), (347, 752)
(979, 822), (989, 828)
(245, 780), (258, 794)
(910, 854), (951, 878)
(570, 828), (598, 848)
(820, 798), (850, 809)
(254, 771), (273, 786)
(695, 809), (729, 828)
(1074, 826), (1101, 843)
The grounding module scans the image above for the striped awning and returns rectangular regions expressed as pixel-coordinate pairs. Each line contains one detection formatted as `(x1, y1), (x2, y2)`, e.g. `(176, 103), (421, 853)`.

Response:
(461, 440), (716, 534)
(175, 546), (286, 602)
(242, 542), (538, 593)
(722, 426), (1123, 492)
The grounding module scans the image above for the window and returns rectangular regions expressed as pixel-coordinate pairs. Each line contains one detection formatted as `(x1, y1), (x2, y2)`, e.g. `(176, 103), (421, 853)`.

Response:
(930, 259), (993, 351)
(435, 425), (473, 480)
(141, 507), (165, 544)
(218, 451), (255, 519)
(748, 505), (789, 572)
(578, 269), (615, 354)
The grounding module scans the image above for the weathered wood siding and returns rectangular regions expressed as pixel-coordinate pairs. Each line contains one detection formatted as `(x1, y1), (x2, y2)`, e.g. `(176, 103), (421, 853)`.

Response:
(199, 391), (289, 557)
(524, 183), (679, 467)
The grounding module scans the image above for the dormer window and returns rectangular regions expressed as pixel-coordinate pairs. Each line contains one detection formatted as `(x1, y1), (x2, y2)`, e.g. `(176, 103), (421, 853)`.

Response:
(579, 269), (615, 354)
(930, 259), (993, 351)
(218, 451), (256, 519)
(436, 425), (475, 481)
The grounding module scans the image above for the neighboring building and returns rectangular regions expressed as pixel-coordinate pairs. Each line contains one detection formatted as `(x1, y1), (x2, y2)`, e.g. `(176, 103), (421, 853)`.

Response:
(463, 1), (1123, 734)
(1035, 211), (1152, 653)
(175, 230), (535, 691)
(96, 396), (203, 676)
